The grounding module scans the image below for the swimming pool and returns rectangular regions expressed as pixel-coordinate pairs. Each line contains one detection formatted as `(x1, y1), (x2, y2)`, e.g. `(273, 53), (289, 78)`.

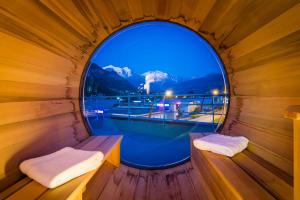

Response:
(87, 117), (215, 169)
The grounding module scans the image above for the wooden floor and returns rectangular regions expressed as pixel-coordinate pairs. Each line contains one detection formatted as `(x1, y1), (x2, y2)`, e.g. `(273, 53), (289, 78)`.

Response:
(85, 161), (216, 200)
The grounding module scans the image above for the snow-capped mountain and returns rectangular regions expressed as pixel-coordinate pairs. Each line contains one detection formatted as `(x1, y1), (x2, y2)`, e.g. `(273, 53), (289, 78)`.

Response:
(142, 70), (169, 82)
(84, 63), (137, 96)
(142, 70), (179, 94)
(103, 65), (132, 78)
(86, 63), (224, 96)
(103, 65), (145, 88)
(102, 66), (181, 94)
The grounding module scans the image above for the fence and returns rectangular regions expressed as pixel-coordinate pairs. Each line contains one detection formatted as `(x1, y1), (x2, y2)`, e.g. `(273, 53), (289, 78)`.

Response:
(83, 93), (228, 130)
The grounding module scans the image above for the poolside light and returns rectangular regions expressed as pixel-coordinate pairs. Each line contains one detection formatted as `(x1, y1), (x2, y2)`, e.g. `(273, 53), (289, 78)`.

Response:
(165, 90), (173, 97)
(156, 103), (170, 107)
(95, 110), (104, 114)
(212, 89), (219, 96)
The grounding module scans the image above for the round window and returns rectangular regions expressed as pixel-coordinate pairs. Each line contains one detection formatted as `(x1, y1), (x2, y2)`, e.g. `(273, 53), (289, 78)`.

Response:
(81, 21), (229, 169)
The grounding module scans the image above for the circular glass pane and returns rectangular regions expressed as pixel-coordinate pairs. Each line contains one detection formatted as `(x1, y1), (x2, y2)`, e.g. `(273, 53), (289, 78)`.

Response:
(81, 21), (229, 169)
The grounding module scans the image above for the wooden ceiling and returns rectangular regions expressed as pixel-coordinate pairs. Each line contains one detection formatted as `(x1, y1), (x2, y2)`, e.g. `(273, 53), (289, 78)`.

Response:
(0, 0), (300, 192)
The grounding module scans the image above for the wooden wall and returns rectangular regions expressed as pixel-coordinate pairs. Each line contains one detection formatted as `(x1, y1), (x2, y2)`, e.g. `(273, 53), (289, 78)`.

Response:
(0, 0), (299, 191)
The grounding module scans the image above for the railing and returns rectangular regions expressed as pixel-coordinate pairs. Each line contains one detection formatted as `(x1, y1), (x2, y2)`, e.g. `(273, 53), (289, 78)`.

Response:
(83, 93), (229, 131)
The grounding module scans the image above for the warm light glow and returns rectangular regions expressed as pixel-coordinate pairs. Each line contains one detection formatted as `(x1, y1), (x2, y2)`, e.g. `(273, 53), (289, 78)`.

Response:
(212, 89), (219, 96)
(165, 90), (173, 97)
(156, 103), (170, 107)
(95, 110), (104, 114)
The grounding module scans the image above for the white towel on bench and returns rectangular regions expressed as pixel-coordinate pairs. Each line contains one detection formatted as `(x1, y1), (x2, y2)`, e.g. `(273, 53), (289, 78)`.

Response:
(20, 147), (104, 188)
(193, 134), (249, 157)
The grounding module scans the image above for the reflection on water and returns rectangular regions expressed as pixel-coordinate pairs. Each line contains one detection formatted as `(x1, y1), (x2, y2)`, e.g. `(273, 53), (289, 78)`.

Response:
(87, 117), (216, 168)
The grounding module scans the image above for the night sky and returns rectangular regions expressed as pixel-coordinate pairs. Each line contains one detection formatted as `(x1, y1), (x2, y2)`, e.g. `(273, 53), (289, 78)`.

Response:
(91, 21), (224, 79)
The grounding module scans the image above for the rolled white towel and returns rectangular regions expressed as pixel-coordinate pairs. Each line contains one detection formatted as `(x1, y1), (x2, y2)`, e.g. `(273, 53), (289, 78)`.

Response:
(193, 134), (249, 157)
(20, 147), (104, 188)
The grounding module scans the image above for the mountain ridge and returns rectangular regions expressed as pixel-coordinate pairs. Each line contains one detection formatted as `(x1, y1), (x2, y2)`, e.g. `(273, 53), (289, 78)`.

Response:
(85, 63), (225, 96)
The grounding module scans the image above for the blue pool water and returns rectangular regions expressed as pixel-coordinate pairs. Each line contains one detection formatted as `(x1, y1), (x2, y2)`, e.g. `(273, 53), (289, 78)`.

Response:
(87, 117), (215, 169)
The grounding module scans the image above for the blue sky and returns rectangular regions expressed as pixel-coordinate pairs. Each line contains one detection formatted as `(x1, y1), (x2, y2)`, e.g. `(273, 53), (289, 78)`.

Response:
(91, 21), (223, 79)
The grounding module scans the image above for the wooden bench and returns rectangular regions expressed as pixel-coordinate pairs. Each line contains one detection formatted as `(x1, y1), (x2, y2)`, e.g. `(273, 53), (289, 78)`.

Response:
(0, 135), (122, 200)
(190, 133), (293, 200)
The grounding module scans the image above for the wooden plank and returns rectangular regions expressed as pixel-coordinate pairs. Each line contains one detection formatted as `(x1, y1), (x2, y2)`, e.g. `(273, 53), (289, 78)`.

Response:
(77, 135), (122, 165)
(190, 133), (292, 199)
(294, 119), (300, 200)
(6, 181), (47, 200)
(229, 29), (300, 73)
(0, 32), (74, 74)
(0, 1), (84, 59)
(155, 0), (167, 19)
(39, 170), (97, 200)
(231, 53), (300, 84)
(74, 136), (97, 149)
(106, 140), (121, 167)
(77, 136), (109, 151)
(132, 169), (147, 200)
(0, 177), (31, 200)
(247, 142), (293, 178)
(0, 100), (78, 126)
(181, 0), (215, 23)
(126, 0), (143, 20)
(140, 0), (156, 17)
(90, 0), (120, 29)
(72, 122), (90, 142)
(112, 165), (139, 200)
(0, 125), (79, 189)
(202, 150), (275, 200)
(209, 0), (252, 42)
(191, 133), (275, 200)
(200, 0), (239, 33)
(41, 136), (120, 200)
(225, 121), (293, 171)
(0, 64), (67, 85)
(95, 136), (122, 155)
(0, 169), (25, 194)
(94, 135), (123, 167)
(0, 113), (76, 150)
(85, 162), (115, 200)
(0, 114), (79, 189)
(221, 0), (298, 48)
(0, 80), (67, 99)
(190, 134), (227, 200)
(232, 151), (293, 200)
(242, 150), (292, 185)
(164, 0), (182, 19)
(228, 96), (300, 137)
(229, 3), (300, 59)
(232, 76), (300, 97)
(285, 105), (300, 120)
(285, 106), (300, 200)
(4, 136), (122, 200)
(97, 164), (128, 200)
(160, 166), (183, 200)
(39, 0), (96, 42)
(108, 0), (131, 22)
(187, 162), (217, 200)
(175, 163), (201, 200)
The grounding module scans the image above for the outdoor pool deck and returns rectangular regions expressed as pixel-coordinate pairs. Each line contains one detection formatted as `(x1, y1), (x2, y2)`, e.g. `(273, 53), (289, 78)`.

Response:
(86, 116), (216, 169)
